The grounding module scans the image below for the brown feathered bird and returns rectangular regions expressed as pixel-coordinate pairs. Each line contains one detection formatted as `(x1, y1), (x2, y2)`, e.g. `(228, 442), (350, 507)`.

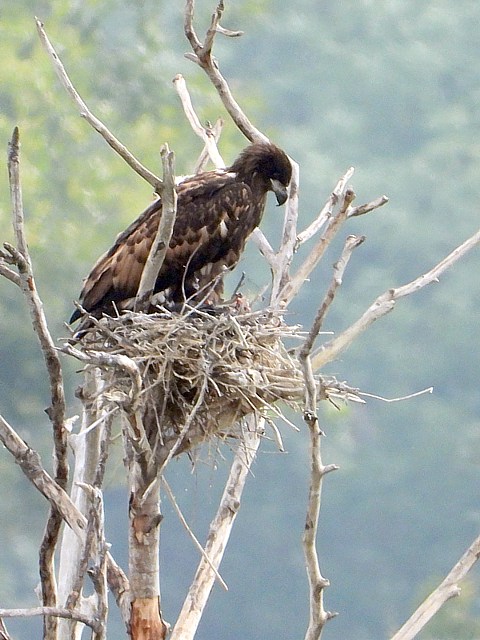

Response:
(70, 142), (292, 323)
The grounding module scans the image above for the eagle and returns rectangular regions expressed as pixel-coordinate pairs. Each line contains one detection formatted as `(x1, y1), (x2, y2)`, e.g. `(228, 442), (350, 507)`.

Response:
(70, 142), (292, 324)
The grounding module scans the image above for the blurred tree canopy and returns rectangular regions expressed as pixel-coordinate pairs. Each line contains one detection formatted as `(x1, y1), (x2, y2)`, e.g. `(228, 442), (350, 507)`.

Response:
(1, 1), (479, 638)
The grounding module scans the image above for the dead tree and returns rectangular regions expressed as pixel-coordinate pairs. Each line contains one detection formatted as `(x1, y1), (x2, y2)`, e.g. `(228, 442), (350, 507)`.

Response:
(1, 3), (480, 640)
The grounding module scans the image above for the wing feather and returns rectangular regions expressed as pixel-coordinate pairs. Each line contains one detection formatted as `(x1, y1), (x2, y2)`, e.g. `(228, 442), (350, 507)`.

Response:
(73, 171), (266, 320)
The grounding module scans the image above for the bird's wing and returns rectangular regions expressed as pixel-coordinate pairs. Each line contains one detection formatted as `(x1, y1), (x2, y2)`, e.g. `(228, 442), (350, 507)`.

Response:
(168, 176), (255, 271)
(75, 200), (162, 318)
(72, 172), (259, 321)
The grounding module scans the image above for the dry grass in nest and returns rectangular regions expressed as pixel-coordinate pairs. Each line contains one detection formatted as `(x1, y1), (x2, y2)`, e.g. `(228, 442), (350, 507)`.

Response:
(68, 307), (363, 457)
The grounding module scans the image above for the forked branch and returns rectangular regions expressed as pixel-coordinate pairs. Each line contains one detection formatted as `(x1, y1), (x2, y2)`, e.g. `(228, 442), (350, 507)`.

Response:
(0, 414), (130, 622)
(295, 168), (355, 248)
(296, 240), (367, 639)
(184, 0), (267, 143)
(281, 187), (356, 305)
(7, 126), (68, 639)
(7, 128), (67, 466)
(311, 227), (480, 371)
(173, 74), (225, 169)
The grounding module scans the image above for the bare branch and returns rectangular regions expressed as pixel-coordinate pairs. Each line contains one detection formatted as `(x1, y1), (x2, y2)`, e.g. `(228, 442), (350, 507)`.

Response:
(296, 168), (355, 248)
(0, 607), (100, 633)
(250, 227), (276, 266)
(193, 118), (224, 174)
(215, 24), (244, 38)
(0, 415), (85, 539)
(204, 2), (227, 56)
(302, 411), (339, 640)
(161, 478), (228, 591)
(294, 234), (361, 638)
(183, 0), (203, 52)
(390, 534), (480, 640)
(270, 158), (301, 305)
(0, 260), (21, 286)
(170, 421), (262, 640)
(62, 344), (143, 412)
(65, 484), (100, 612)
(173, 74), (225, 169)
(35, 18), (162, 191)
(8, 128), (67, 458)
(7, 127), (68, 637)
(0, 618), (11, 640)
(281, 187), (356, 306)
(297, 390), (339, 640)
(89, 487), (109, 640)
(298, 346), (338, 640)
(298, 234), (361, 424)
(311, 227), (480, 371)
(184, 1), (267, 143)
(135, 144), (177, 309)
(0, 413), (129, 613)
(66, 483), (109, 639)
(40, 521), (61, 640)
(348, 194), (389, 218)
(301, 235), (365, 358)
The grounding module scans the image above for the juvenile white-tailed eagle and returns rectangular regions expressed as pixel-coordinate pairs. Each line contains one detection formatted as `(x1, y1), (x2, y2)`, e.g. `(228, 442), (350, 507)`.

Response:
(70, 142), (292, 323)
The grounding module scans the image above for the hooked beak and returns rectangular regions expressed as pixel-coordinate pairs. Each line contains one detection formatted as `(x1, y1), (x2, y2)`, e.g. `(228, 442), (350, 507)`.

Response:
(271, 179), (289, 206)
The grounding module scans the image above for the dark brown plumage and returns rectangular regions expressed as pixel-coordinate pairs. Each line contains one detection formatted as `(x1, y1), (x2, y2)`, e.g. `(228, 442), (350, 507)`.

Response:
(70, 142), (292, 323)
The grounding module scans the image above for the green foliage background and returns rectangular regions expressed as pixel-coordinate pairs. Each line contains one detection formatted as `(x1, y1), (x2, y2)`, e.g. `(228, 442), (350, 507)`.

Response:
(1, 1), (480, 638)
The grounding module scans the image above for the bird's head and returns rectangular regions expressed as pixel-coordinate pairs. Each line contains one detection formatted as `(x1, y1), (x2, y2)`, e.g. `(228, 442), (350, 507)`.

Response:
(229, 142), (292, 205)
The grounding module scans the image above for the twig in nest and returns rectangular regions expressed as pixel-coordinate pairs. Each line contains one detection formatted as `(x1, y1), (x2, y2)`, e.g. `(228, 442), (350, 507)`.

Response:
(157, 376), (209, 473)
(67, 308), (364, 473)
(360, 387), (433, 403)
(62, 344), (142, 412)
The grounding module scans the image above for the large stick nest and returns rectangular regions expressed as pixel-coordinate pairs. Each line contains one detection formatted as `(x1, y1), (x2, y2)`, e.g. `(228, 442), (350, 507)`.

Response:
(72, 308), (363, 457)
